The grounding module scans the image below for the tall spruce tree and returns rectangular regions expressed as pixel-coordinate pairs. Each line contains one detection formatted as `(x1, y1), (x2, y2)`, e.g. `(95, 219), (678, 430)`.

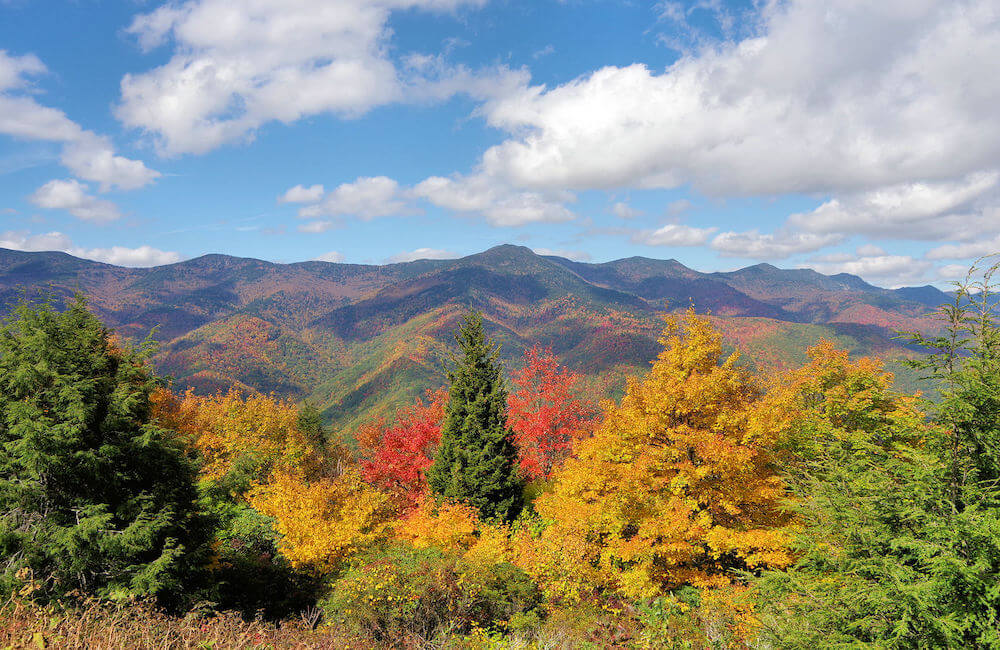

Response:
(426, 310), (523, 522)
(0, 297), (211, 606)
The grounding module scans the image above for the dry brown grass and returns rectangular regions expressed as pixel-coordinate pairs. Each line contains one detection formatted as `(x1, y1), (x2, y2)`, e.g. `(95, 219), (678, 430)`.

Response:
(0, 598), (376, 650)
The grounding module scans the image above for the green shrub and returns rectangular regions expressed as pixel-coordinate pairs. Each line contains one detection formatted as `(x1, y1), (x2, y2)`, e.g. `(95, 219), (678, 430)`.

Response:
(321, 545), (542, 640)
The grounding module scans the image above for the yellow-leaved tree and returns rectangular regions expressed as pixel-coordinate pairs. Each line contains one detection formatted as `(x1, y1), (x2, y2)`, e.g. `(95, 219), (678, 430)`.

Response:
(527, 310), (792, 601)
(179, 389), (328, 485)
(249, 468), (396, 574)
(158, 388), (394, 575)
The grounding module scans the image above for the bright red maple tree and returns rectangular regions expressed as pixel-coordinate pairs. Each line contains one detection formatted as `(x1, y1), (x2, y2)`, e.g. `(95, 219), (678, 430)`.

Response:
(359, 388), (447, 508)
(507, 345), (599, 480)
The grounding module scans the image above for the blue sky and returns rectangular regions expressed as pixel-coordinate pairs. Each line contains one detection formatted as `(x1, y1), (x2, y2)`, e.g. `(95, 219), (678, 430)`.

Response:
(1, 0), (998, 287)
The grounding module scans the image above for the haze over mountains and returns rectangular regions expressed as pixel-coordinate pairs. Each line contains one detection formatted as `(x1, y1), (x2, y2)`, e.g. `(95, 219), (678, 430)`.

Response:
(0, 245), (948, 431)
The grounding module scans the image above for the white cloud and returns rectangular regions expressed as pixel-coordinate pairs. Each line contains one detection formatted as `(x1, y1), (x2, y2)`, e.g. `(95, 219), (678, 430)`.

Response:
(711, 230), (841, 259)
(414, 174), (574, 226)
(0, 51), (159, 191)
(856, 244), (887, 257)
(937, 264), (971, 281)
(926, 236), (1000, 260)
(75, 245), (182, 267)
(29, 180), (121, 223)
(612, 202), (641, 220)
(313, 250), (345, 262)
(0, 95), (81, 142)
(806, 247), (933, 288)
(0, 230), (73, 252)
(788, 172), (1000, 240)
(117, 0), (522, 156)
(299, 176), (413, 220)
(279, 184), (325, 204)
(287, 172), (576, 227)
(59, 133), (161, 192)
(532, 247), (591, 261)
(0, 50), (45, 91)
(386, 247), (458, 263)
(634, 223), (716, 247)
(471, 0), (1000, 243)
(0, 230), (181, 267)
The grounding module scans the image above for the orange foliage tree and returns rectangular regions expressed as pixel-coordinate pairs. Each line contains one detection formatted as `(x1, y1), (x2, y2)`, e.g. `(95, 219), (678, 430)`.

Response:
(507, 345), (599, 480)
(527, 310), (793, 601)
(357, 388), (448, 508)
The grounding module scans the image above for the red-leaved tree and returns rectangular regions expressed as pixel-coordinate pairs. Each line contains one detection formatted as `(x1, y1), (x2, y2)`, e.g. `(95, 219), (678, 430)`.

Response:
(507, 345), (599, 480)
(358, 388), (447, 508)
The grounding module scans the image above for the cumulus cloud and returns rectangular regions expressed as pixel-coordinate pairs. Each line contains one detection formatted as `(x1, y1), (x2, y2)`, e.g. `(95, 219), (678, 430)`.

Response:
(414, 174), (574, 226)
(59, 133), (160, 192)
(788, 172), (1000, 240)
(118, 0), (524, 155)
(478, 1), (1000, 198)
(75, 245), (183, 267)
(313, 250), (345, 262)
(633, 223), (716, 247)
(417, 0), (1000, 257)
(258, 0), (1000, 253)
(0, 50), (45, 91)
(286, 172), (575, 227)
(279, 184), (325, 204)
(805, 247), (933, 288)
(29, 180), (121, 223)
(0, 230), (73, 252)
(0, 51), (159, 192)
(386, 247), (459, 263)
(298, 177), (413, 220)
(710, 230), (841, 259)
(937, 264), (973, 281)
(0, 230), (182, 267)
(926, 236), (1000, 260)
(612, 202), (641, 220)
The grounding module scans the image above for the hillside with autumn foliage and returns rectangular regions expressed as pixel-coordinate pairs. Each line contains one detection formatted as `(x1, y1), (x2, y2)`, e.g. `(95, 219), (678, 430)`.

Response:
(0, 245), (945, 435)
(6, 273), (1000, 647)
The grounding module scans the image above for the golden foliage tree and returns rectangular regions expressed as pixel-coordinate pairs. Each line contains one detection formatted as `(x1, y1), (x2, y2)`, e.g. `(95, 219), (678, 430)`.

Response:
(179, 389), (328, 485)
(249, 469), (396, 574)
(157, 389), (383, 576)
(529, 310), (792, 601)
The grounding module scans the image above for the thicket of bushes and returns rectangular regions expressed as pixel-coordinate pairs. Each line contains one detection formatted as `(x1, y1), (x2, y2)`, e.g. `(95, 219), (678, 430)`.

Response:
(4, 262), (1000, 647)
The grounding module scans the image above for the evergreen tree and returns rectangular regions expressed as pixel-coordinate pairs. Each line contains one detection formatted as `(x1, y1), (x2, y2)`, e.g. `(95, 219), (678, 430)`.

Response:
(426, 311), (523, 522)
(752, 263), (1000, 647)
(0, 297), (211, 606)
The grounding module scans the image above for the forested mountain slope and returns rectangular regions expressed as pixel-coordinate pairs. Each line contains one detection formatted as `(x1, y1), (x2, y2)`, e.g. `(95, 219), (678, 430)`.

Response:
(0, 245), (947, 432)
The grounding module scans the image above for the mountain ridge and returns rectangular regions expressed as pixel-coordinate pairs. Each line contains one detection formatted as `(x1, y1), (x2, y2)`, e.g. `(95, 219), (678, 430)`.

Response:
(0, 245), (948, 432)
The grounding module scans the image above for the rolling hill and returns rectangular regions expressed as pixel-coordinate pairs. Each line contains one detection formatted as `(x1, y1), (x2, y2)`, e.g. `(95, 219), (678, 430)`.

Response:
(0, 245), (949, 434)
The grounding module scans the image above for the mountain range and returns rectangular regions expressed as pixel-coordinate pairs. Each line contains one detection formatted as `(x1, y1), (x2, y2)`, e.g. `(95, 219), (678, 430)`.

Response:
(0, 244), (949, 433)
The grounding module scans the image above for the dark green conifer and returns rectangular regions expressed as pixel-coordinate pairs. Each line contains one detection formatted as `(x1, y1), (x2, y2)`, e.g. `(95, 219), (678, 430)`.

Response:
(752, 260), (1000, 646)
(0, 296), (211, 606)
(426, 310), (523, 522)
